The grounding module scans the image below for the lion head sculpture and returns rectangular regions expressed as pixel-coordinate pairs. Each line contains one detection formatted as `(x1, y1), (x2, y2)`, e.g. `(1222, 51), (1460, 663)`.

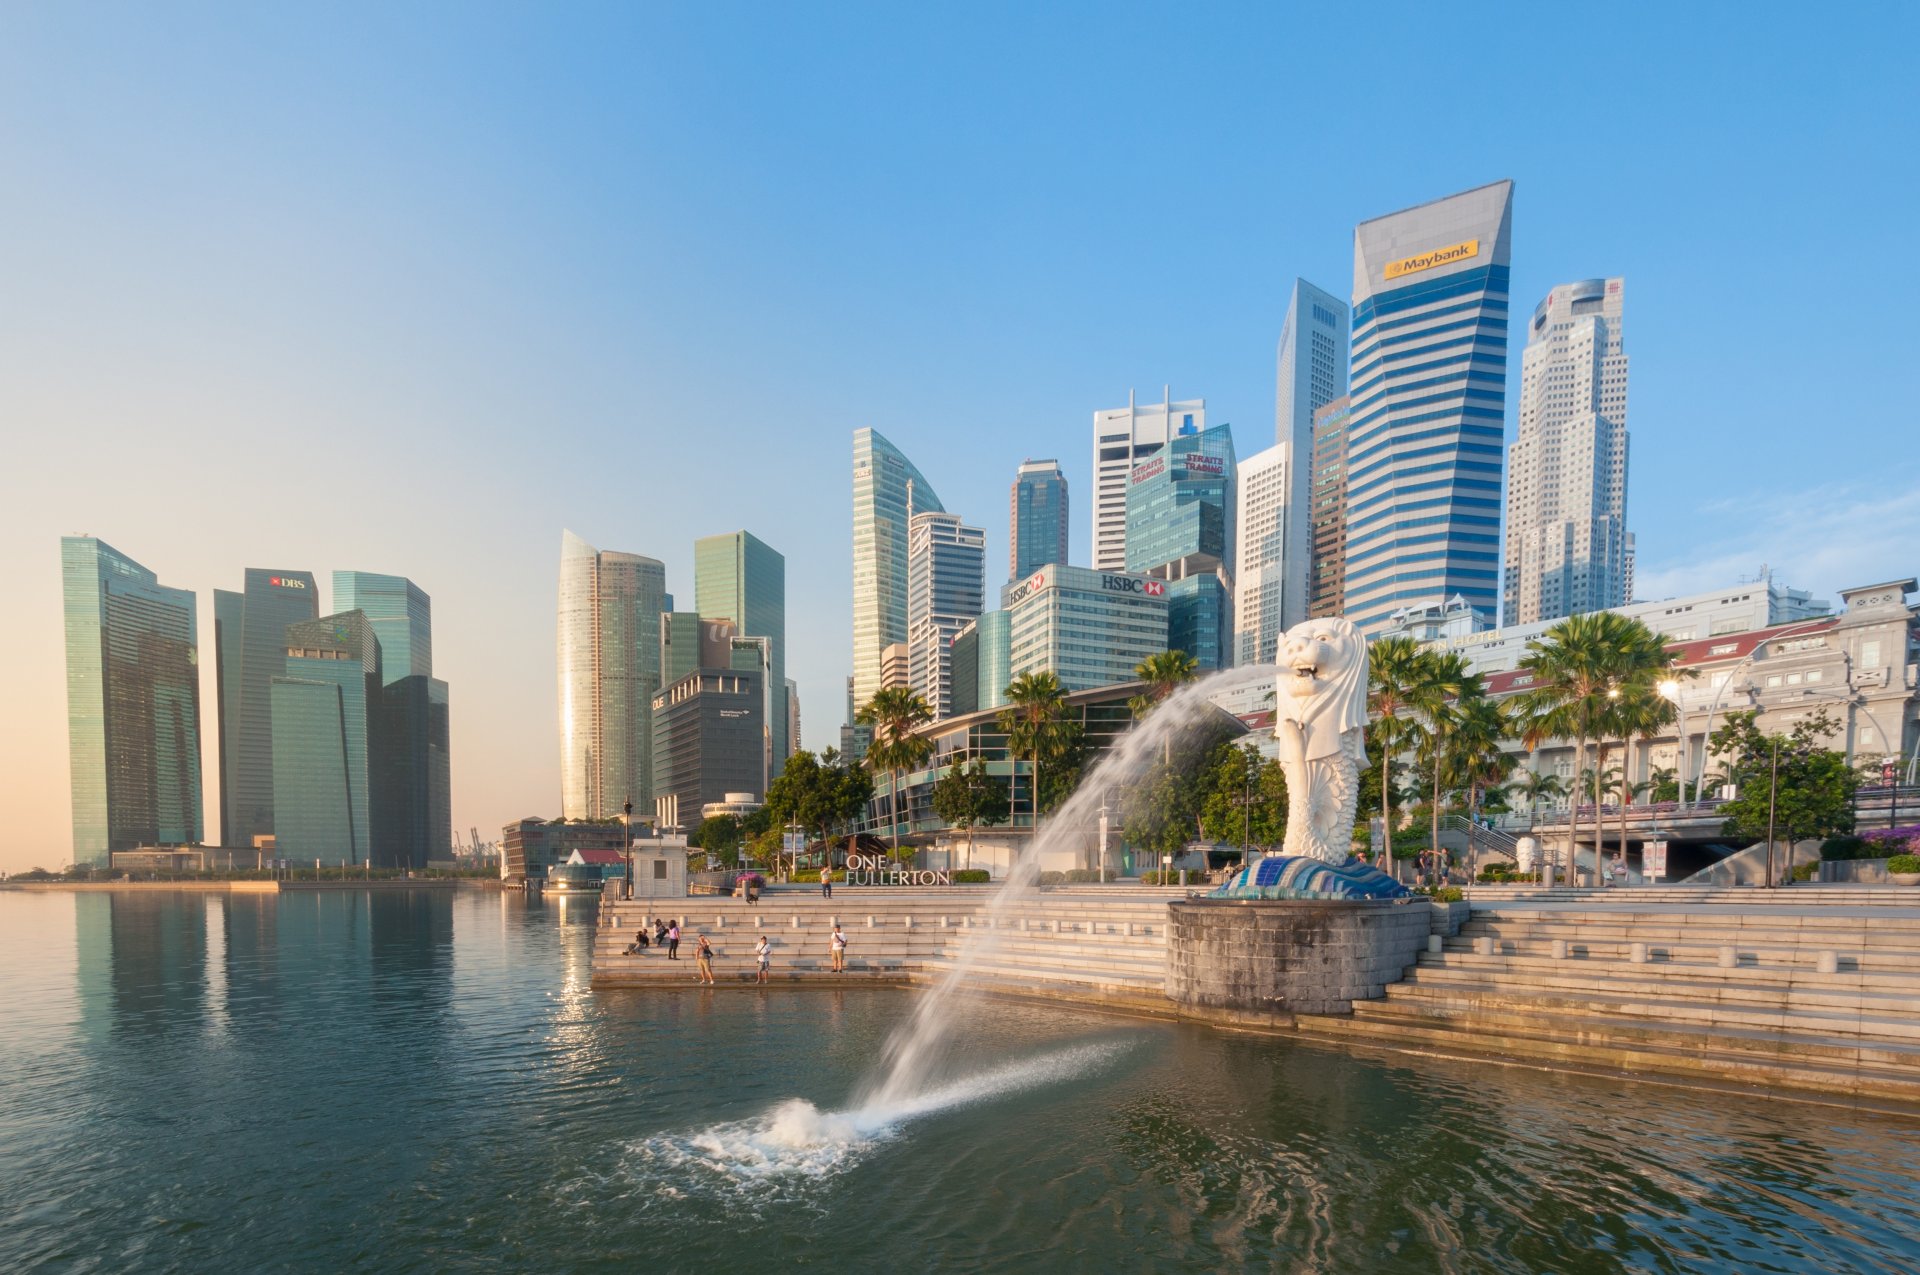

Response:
(1273, 615), (1369, 764)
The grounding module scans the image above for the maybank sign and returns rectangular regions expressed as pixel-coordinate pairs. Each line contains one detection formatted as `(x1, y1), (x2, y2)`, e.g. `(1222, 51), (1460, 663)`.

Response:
(1384, 238), (1479, 281)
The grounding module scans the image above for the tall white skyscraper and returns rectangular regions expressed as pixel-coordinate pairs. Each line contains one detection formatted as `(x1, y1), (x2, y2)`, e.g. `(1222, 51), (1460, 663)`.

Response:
(1234, 443), (1291, 666)
(852, 428), (944, 714)
(1345, 180), (1514, 635)
(1504, 277), (1632, 624)
(1091, 389), (1204, 572)
(1273, 280), (1349, 634)
(906, 511), (986, 719)
(556, 529), (666, 819)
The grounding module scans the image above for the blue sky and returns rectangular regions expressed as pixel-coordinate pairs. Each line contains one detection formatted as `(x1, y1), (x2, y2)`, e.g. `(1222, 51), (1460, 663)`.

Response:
(3, 2), (1916, 869)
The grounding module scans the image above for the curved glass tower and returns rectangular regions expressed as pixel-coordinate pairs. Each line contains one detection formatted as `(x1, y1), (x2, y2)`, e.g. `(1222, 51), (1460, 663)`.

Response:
(557, 530), (666, 819)
(62, 537), (204, 866)
(851, 428), (943, 715)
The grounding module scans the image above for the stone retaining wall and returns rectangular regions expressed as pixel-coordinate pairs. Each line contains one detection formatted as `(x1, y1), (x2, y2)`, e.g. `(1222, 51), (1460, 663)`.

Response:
(1165, 898), (1432, 1021)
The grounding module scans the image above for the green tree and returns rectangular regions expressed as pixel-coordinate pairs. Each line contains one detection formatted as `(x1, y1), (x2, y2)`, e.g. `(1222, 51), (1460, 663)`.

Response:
(1130, 649), (1201, 763)
(690, 814), (742, 866)
(1197, 741), (1288, 848)
(857, 687), (935, 853)
(930, 756), (1007, 869)
(1508, 769), (1566, 826)
(998, 671), (1072, 835)
(1409, 651), (1480, 857)
(765, 748), (874, 872)
(1368, 635), (1436, 877)
(1508, 612), (1673, 883)
(1712, 709), (1858, 874)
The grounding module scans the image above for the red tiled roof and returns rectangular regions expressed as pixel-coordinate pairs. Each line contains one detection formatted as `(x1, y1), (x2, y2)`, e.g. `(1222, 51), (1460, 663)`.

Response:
(572, 849), (625, 865)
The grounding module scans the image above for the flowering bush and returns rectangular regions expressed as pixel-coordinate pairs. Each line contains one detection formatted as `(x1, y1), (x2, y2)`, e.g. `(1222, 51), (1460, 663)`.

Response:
(1864, 825), (1920, 856)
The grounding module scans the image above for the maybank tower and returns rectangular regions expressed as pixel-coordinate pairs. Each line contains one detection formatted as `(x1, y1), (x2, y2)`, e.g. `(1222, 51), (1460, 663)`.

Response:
(1342, 181), (1513, 636)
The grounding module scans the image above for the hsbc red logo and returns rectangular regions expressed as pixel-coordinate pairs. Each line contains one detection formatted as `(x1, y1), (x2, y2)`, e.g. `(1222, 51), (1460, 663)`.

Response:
(1101, 574), (1164, 597)
(1144, 580), (1165, 597)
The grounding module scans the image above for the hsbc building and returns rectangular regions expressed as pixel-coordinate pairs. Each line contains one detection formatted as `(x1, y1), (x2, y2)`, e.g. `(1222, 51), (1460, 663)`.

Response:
(1000, 563), (1171, 692)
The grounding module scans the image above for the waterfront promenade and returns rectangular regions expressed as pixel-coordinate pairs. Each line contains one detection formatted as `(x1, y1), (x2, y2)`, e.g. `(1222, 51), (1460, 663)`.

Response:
(593, 883), (1920, 1110)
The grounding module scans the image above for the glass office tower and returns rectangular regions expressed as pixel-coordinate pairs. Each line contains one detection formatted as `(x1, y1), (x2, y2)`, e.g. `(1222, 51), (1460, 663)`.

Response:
(694, 530), (788, 764)
(213, 567), (319, 846)
(62, 537), (204, 867)
(1009, 458), (1069, 580)
(332, 571), (431, 683)
(272, 611), (380, 864)
(1345, 180), (1513, 634)
(907, 511), (986, 719)
(1124, 422), (1237, 669)
(557, 530), (667, 819)
(851, 428), (944, 716)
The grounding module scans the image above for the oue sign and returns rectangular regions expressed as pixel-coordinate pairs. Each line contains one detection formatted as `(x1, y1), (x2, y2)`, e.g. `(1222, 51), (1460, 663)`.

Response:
(843, 853), (951, 886)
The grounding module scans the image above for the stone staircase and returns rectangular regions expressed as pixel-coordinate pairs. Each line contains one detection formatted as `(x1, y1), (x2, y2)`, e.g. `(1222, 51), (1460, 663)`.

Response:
(591, 888), (1180, 1008)
(1294, 896), (1920, 1106)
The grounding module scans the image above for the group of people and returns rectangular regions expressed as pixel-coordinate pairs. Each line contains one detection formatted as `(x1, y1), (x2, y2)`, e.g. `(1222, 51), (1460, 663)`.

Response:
(621, 918), (852, 983)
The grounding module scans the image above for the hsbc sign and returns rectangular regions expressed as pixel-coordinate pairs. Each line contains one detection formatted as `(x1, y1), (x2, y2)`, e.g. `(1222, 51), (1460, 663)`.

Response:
(1102, 574), (1164, 597)
(1005, 568), (1052, 607)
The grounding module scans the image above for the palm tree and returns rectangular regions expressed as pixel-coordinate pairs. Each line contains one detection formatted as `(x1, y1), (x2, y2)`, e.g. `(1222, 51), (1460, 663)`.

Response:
(1508, 612), (1672, 885)
(856, 687), (933, 853)
(1368, 636), (1433, 880)
(1131, 649), (1200, 765)
(998, 671), (1070, 838)
(1606, 680), (1680, 879)
(1410, 652), (1480, 862)
(1507, 769), (1566, 829)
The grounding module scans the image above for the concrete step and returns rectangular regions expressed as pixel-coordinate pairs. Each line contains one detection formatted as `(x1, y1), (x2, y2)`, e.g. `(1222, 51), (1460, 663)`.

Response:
(1402, 964), (1920, 1022)
(1432, 938), (1920, 978)
(1418, 950), (1920, 995)
(1301, 1005), (1920, 1104)
(1381, 977), (1920, 1042)
(1354, 995), (1920, 1072)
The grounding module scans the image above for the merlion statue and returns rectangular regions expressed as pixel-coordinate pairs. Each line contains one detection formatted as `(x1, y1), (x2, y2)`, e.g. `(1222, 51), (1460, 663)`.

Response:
(1208, 615), (1409, 900)
(1272, 616), (1370, 863)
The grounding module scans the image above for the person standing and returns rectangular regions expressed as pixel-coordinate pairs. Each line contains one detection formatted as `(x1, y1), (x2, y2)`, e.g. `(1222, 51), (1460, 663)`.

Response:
(695, 933), (716, 985)
(821, 865), (833, 899)
(829, 922), (847, 973)
(755, 934), (771, 984)
(667, 920), (681, 961)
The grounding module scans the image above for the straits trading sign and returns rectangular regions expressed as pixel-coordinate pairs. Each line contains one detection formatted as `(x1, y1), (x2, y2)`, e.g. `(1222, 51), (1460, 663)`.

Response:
(1384, 237), (1479, 280)
(1183, 453), (1225, 477)
(843, 853), (950, 886)
(1130, 456), (1166, 484)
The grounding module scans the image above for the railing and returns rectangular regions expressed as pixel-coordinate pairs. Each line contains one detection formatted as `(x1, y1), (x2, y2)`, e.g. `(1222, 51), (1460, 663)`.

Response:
(1440, 815), (1518, 856)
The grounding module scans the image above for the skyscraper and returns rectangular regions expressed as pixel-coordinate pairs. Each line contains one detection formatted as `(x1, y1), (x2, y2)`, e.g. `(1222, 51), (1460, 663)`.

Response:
(785, 679), (800, 762)
(61, 537), (204, 866)
(694, 530), (788, 764)
(334, 570), (450, 866)
(213, 567), (318, 846)
(1275, 280), (1350, 633)
(332, 571), (431, 683)
(1234, 442), (1290, 666)
(272, 611), (380, 863)
(1503, 277), (1632, 624)
(1092, 390), (1205, 572)
(852, 428), (944, 714)
(1345, 180), (1514, 635)
(1309, 396), (1353, 620)
(906, 510), (986, 719)
(1125, 423), (1236, 669)
(1009, 458), (1069, 580)
(557, 530), (667, 819)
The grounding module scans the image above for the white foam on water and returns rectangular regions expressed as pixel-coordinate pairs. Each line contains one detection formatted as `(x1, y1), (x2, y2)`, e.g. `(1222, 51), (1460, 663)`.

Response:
(630, 1039), (1131, 1191)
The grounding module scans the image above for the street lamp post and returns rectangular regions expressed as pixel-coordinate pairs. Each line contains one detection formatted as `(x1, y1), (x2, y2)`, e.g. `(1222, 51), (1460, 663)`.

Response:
(622, 798), (634, 901)
(1659, 679), (1689, 810)
(1765, 737), (1782, 889)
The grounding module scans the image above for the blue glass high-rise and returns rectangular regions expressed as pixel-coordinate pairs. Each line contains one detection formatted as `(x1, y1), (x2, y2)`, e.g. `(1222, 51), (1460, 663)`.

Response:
(1124, 423), (1237, 669)
(214, 568), (319, 846)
